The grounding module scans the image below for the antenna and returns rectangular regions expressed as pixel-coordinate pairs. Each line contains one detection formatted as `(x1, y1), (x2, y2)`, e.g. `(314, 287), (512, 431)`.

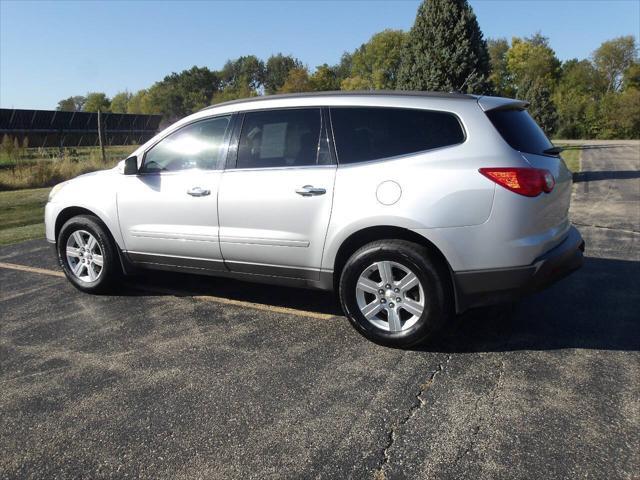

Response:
(457, 68), (477, 94)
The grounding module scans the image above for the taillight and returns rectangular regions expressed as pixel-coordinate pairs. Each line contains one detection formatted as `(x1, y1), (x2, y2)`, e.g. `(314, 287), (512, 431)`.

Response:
(478, 167), (555, 197)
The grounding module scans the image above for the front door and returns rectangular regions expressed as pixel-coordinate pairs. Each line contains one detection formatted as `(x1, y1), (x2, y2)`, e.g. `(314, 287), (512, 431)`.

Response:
(117, 115), (232, 271)
(218, 108), (336, 280)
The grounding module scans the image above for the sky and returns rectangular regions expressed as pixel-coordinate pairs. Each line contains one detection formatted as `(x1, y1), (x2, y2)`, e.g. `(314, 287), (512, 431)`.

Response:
(1, 0), (639, 110)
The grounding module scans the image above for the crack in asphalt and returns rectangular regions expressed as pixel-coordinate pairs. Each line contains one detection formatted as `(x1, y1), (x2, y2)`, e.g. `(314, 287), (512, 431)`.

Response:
(450, 358), (506, 472)
(571, 222), (639, 235)
(375, 354), (453, 479)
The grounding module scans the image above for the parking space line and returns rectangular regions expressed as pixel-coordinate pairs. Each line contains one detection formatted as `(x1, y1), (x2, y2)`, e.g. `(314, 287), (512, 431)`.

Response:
(0, 261), (65, 278)
(0, 261), (338, 321)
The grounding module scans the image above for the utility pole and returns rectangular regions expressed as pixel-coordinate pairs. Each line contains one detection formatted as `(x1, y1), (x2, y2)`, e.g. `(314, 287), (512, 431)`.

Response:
(97, 109), (107, 164)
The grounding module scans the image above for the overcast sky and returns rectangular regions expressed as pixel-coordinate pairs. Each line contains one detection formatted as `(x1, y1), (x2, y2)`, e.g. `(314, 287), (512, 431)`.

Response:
(1, 0), (638, 109)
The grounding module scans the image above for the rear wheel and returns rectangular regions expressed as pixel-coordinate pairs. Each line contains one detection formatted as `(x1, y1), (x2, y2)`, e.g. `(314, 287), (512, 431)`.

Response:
(339, 240), (449, 347)
(57, 215), (119, 293)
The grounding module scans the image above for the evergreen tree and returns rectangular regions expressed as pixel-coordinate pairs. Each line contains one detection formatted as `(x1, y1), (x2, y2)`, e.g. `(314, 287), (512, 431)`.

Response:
(397, 0), (491, 93)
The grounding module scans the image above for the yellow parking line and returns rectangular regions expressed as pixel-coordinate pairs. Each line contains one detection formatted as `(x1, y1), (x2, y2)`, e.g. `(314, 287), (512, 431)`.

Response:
(0, 261), (337, 320)
(0, 261), (65, 278)
(193, 295), (336, 320)
(129, 284), (337, 321)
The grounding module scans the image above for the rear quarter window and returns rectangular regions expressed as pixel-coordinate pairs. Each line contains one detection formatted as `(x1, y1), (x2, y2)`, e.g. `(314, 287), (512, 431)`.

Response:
(485, 108), (553, 156)
(330, 107), (465, 164)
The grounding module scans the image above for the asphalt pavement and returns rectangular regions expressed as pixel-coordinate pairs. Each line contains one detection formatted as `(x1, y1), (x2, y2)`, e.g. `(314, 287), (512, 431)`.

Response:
(1, 142), (638, 479)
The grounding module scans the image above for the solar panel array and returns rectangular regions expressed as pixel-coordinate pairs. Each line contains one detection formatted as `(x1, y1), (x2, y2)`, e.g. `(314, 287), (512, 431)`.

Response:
(0, 109), (163, 147)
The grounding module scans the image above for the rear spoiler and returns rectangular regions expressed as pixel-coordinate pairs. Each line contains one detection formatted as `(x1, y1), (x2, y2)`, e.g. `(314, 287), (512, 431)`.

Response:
(477, 96), (529, 112)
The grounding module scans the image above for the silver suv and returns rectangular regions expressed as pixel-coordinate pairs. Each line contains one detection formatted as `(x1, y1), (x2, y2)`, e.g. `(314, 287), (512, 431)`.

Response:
(45, 91), (584, 346)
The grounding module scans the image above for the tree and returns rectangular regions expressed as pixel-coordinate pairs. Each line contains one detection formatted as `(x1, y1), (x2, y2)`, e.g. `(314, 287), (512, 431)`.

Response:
(487, 38), (512, 96)
(506, 34), (561, 89)
(110, 91), (132, 113)
(278, 67), (313, 93)
(83, 92), (111, 112)
(126, 89), (157, 114)
(146, 66), (220, 120)
(554, 59), (604, 138)
(334, 52), (354, 84)
(593, 36), (638, 92)
(397, 0), (491, 93)
(343, 29), (406, 90)
(598, 89), (640, 138)
(309, 64), (341, 91)
(220, 55), (265, 93)
(57, 95), (86, 111)
(211, 84), (257, 104)
(264, 54), (303, 94)
(340, 75), (370, 91)
(623, 61), (640, 90)
(520, 77), (558, 136)
(505, 34), (561, 134)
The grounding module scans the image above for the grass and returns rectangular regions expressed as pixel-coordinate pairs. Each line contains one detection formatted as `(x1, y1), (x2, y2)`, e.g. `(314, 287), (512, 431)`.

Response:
(0, 145), (135, 166)
(559, 148), (581, 173)
(0, 145), (135, 190)
(0, 187), (51, 245)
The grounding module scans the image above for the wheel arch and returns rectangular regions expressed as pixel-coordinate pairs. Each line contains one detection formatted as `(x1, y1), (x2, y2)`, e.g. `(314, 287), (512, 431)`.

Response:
(331, 225), (457, 309)
(55, 207), (108, 242)
(54, 206), (131, 274)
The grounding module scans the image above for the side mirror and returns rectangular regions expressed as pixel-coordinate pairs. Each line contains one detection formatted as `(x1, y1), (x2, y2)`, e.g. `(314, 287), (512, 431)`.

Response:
(124, 156), (138, 175)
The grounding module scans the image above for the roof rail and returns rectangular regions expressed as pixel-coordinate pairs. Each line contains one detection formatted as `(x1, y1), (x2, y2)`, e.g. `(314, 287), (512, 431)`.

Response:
(201, 90), (477, 111)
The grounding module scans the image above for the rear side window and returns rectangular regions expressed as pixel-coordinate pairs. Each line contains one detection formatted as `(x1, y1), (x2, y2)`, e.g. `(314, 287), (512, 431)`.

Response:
(485, 108), (553, 156)
(237, 108), (322, 169)
(330, 107), (465, 164)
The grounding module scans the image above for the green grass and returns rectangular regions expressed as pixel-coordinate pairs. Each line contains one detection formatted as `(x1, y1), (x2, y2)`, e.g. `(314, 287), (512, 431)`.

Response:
(560, 148), (581, 173)
(0, 187), (50, 245)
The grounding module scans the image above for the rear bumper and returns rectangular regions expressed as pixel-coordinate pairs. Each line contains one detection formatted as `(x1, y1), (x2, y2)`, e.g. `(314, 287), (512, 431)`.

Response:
(453, 226), (585, 312)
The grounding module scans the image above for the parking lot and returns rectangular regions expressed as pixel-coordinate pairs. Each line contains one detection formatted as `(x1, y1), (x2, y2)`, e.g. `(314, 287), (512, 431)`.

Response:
(1, 142), (638, 479)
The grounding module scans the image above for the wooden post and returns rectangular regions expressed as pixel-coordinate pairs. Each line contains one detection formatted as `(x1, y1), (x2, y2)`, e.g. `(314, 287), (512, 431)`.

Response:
(97, 109), (107, 164)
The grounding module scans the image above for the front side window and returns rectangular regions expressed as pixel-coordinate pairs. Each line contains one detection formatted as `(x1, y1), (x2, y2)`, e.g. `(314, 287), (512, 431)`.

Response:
(236, 109), (322, 169)
(142, 115), (231, 173)
(330, 107), (465, 164)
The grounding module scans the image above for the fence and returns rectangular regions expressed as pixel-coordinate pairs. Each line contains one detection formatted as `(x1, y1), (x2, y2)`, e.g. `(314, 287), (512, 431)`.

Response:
(0, 108), (162, 148)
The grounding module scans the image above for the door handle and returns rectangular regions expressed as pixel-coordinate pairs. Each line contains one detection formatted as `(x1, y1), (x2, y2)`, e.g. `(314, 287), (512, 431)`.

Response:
(187, 186), (211, 197)
(295, 185), (326, 197)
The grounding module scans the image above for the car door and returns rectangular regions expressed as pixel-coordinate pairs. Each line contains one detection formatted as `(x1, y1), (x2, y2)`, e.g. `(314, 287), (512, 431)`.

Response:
(218, 108), (336, 280)
(117, 115), (232, 271)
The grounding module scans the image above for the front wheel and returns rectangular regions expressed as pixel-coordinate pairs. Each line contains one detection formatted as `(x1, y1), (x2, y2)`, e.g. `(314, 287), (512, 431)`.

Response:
(339, 240), (450, 347)
(57, 215), (119, 293)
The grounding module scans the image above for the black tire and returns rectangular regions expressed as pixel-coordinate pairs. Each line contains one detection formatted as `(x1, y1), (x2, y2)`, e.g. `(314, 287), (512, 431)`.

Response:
(339, 240), (450, 347)
(57, 214), (119, 293)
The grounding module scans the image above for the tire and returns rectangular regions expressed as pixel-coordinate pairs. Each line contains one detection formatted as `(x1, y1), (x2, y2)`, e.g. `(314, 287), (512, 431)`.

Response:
(57, 214), (119, 293)
(339, 240), (450, 347)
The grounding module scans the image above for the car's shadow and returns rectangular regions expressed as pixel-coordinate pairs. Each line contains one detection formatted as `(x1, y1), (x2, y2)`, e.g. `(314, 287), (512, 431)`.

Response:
(116, 256), (640, 354)
(573, 170), (640, 183)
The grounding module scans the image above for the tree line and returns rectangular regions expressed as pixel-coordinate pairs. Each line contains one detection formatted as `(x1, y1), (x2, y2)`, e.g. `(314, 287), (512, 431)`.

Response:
(57, 0), (639, 139)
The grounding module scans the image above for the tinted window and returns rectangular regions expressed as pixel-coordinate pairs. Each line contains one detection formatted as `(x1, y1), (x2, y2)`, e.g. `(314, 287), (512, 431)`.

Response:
(486, 108), (553, 156)
(330, 107), (464, 164)
(142, 116), (231, 172)
(237, 109), (322, 169)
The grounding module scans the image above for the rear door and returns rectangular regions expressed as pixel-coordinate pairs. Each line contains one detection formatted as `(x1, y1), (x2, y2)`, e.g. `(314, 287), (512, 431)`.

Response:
(218, 108), (336, 280)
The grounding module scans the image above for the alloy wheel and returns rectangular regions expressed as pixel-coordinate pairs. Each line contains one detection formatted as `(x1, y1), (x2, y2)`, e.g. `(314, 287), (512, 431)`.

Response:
(355, 260), (425, 332)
